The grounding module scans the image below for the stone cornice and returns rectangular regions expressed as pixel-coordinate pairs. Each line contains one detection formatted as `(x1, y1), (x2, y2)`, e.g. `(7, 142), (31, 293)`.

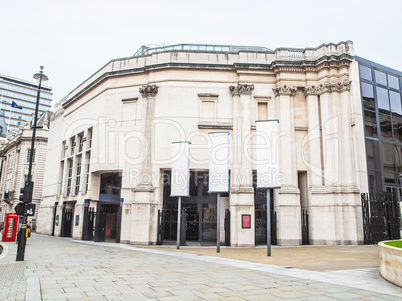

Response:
(139, 84), (158, 98)
(273, 85), (297, 96)
(229, 84), (255, 96)
(304, 80), (351, 95)
(61, 50), (353, 109)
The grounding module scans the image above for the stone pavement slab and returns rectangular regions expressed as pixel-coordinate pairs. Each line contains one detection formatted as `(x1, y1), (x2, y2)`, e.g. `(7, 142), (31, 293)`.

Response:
(0, 234), (401, 300)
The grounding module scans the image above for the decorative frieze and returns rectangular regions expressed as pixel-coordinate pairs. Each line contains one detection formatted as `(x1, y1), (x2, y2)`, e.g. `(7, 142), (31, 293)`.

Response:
(304, 80), (351, 95)
(139, 84), (158, 98)
(229, 84), (255, 96)
(272, 85), (296, 96)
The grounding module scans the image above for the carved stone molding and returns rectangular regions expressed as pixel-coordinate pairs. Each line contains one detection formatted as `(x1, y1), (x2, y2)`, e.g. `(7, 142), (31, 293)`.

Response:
(139, 84), (158, 98)
(229, 84), (255, 96)
(304, 80), (351, 95)
(303, 85), (322, 95)
(272, 85), (296, 96)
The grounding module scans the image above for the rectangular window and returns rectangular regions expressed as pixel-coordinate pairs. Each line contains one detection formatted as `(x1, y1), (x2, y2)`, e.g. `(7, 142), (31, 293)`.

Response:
(201, 100), (215, 122)
(390, 91), (402, 117)
(78, 135), (84, 153)
(365, 139), (381, 171)
(375, 70), (387, 86)
(26, 148), (35, 163)
(59, 161), (64, 195)
(364, 110), (378, 138)
(361, 82), (375, 111)
(70, 137), (75, 155)
(359, 65), (372, 81)
(75, 156), (81, 195)
(388, 74), (400, 90)
(257, 102), (268, 120)
(382, 143), (396, 184)
(379, 114), (392, 140)
(377, 87), (390, 114)
(62, 141), (66, 158)
(85, 152), (91, 193)
(67, 159), (73, 196)
(88, 128), (93, 149)
(393, 117), (402, 143)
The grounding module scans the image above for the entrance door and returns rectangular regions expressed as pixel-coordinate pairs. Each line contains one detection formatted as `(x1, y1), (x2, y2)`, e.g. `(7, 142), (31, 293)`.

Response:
(60, 208), (73, 237)
(95, 203), (119, 242)
(105, 213), (117, 240)
(162, 171), (218, 244)
(185, 203), (198, 241)
(254, 183), (277, 245)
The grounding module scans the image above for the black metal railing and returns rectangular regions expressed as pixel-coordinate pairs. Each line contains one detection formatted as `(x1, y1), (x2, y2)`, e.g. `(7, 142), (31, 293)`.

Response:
(361, 192), (401, 244)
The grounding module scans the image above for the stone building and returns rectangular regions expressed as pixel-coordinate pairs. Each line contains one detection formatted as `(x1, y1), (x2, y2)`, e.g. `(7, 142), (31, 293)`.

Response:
(0, 112), (51, 226)
(37, 41), (367, 246)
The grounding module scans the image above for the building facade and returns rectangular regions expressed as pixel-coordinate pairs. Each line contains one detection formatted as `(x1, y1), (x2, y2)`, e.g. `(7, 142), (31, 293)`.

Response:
(0, 73), (52, 134)
(37, 41), (367, 246)
(357, 57), (402, 194)
(0, 113), (51, 227)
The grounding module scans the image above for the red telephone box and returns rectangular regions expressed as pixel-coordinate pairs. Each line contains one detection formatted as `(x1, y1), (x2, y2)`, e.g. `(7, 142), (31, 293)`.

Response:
(2, 212), (18, 241)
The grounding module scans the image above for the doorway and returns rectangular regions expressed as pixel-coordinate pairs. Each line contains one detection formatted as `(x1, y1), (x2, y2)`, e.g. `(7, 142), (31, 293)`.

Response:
(94, 203), (119, 242)
(162, 171), (219, 244)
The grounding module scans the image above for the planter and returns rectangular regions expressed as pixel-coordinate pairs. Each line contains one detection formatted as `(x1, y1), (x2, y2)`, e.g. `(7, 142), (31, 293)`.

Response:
(379, 241), (402, 287)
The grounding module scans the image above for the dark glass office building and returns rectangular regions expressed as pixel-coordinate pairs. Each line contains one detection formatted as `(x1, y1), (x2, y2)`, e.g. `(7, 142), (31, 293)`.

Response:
(357, 56), (402, 194)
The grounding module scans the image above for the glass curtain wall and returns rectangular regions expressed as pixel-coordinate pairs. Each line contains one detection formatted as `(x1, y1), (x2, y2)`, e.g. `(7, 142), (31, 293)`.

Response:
(358, 57), (402, 192)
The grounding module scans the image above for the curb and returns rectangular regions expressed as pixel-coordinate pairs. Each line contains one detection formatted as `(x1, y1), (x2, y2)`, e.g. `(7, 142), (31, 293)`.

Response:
(0, 243), (9, 261)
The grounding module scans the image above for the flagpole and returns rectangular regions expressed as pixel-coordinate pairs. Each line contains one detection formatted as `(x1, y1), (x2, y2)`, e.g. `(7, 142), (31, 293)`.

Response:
(0, 90), (3, 111)
(7, 106), (12, 136)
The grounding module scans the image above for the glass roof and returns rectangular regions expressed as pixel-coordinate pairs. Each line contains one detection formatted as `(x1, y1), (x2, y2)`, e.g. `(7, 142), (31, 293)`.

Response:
(133, 44), (273, 57)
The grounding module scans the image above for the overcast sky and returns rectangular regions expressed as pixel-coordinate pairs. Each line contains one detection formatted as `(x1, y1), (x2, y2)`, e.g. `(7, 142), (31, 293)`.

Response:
(1, 0), (401, 105)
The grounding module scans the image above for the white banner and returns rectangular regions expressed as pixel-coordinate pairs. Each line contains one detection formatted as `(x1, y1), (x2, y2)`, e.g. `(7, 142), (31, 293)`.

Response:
(256, 120), (280, 188)
(171, 141), (191, 197)
(208, 132), (230, 193)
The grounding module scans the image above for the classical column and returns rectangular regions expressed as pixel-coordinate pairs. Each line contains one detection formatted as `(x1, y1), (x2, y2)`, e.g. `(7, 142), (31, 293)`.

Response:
(138, 84), (158, 189)
(272, 85), (300, 246)
(304, 85), (324, 187)
(229, 84), (255, 247)
(337, 80), (354, 186)
(128, 84), (159, 245)
(229, 84), (254, 189)
(272, 85), (297, 188)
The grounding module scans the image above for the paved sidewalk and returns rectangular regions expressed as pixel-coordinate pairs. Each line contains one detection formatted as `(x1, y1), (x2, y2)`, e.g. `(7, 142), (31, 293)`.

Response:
(0, 234), (401, 300)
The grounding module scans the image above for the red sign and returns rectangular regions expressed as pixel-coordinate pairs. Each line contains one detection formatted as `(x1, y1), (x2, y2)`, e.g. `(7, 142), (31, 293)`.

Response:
(242, 214), (251, 229)
(2, 212), (18, 241)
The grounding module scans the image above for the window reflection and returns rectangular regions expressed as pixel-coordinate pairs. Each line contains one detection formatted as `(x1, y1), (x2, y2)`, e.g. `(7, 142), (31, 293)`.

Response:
(364, 110), (378, 137)
(377, 87), (390, 114)
(390, 91), (402, 117)
(382, 143), (396, 184)
(379, 114), (392, 139)
(388, 74), (400, 90)
(359, 65), (372, 81)
(361, 82), (375, 110)
(393, 117), (402, 143)
(365, 140), (381, 171)
(375, 70), (387, 86)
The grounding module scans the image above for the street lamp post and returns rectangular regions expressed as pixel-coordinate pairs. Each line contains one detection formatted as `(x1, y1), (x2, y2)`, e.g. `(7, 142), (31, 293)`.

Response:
(16, 66), (48, 261)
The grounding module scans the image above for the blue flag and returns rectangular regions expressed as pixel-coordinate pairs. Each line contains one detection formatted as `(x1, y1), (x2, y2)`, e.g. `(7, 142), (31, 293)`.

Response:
(11, 101), (22, 110)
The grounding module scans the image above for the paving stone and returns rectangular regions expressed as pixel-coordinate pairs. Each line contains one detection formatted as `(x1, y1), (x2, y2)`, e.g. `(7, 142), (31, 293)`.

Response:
(1, 234), (402, 300)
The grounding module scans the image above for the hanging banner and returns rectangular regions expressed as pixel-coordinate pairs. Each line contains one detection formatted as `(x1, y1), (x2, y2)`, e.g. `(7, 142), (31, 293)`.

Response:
(256, 120), (280, 188)
(208, 132), (230, 193)
(171, 141), (191, 197)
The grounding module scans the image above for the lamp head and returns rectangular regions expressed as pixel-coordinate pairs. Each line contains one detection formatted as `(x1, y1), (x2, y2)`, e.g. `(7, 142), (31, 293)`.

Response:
(33, 66), (48, 82)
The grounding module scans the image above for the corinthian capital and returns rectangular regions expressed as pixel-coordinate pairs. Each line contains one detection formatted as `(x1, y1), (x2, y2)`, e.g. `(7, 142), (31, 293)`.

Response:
(304, 85), (323, 95)
(305, 80), (351, 95)
(139, 84), (158, 98)
(272, 85), (296, 96)
(229, 84), (255, 96)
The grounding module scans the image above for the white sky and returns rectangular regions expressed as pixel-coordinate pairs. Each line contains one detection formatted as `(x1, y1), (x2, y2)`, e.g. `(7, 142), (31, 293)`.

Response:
(1, 0), (401, 106)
